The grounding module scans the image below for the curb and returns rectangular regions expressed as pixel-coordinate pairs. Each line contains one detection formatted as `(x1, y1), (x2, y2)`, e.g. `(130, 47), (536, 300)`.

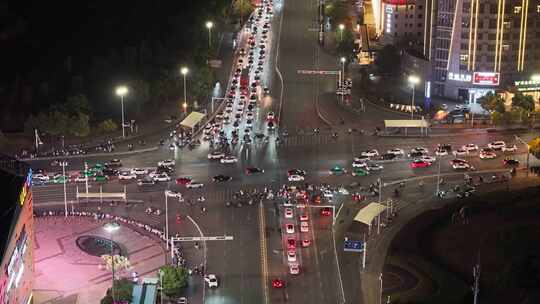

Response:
(21, 146), (159, 162)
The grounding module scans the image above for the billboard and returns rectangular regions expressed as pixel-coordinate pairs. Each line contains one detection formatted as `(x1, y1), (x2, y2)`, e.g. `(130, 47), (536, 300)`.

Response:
(472, 72), (500, 86)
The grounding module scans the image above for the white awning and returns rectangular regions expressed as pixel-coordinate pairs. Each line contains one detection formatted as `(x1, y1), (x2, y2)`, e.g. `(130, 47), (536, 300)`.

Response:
(353, 203), (387, 225)
(384, 119), (429, 128)
(180, 112), (206, 129)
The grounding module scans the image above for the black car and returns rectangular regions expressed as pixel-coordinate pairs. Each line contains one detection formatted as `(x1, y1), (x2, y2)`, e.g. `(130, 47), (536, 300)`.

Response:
(213, 175), (232, 182)
(380, 153), (396, 160)
(105, 159), (122, 168)
(246, 167), (265, 175)
(438, 144), (452, 152)
(102, 168), (119, 176)
(287, 169), (306, 176)
(503, 158), (520, 166)
(156, 166), (174, 174)
(408, 151), (424, 158)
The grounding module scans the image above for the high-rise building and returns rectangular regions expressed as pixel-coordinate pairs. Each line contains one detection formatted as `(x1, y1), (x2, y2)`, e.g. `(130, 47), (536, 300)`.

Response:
(0, 155), (34, 304)
(430, 0), (540, 103)
(376, 0), (430, 48)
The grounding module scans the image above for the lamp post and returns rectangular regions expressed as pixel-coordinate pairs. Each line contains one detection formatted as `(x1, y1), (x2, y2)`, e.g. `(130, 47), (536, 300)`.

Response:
(338, 24), (345, 42)
(115, 86), (128, 138)
(181, 67), (189, 114)
(206, 21), (214, 48)
(408, 75), (420, 120)
(61, 160), (68, 217)
(104, 222), (120, 302)
(164, 191), (169, 250)
(340, 57), (346, 84)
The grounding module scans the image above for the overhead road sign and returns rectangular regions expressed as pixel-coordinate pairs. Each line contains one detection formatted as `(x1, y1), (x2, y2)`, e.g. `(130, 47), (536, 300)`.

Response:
(344, 240), (364, 252)
(297, 70), (340, 75)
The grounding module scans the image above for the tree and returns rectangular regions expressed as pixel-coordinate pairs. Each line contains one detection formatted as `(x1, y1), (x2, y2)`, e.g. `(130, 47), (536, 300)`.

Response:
(100, 278), (133, 304)
(479, 92), (505, 113)
(129, 79), (151, 114)
(192, 65), (215, 103)
(336, 29), (355, 58)
(232, 0), (254, 21)
(529, 137), (540, 159)
(69, 112), (90, 137)
(512, 93), (535, 122)
(374, 45), (401, 75)
(97, 119), (118, 134)
(65, 94), (91, 115)
(325, 2), (349, 27)
(159, 265), (189, 297)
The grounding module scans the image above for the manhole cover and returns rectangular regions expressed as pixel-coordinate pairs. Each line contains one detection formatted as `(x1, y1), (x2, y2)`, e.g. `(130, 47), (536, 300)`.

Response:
(76, 235), (123, 257)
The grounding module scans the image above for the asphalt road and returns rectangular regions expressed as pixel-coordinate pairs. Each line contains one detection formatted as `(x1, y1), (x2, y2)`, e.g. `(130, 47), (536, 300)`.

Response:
(26, 0), (540, 303)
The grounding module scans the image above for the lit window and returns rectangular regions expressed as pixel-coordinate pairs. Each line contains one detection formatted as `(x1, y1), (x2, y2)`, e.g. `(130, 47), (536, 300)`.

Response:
(537, 5), (540, 13)
(460, 54), (469, 61)
(502, 44), (509, 51)
(514, 6), (522, 14)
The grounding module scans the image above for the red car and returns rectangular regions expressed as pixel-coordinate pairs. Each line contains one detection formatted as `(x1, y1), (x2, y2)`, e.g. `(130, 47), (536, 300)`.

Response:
(286, 238), (296, 250)
(272, 279), (285, 289)
(321, 207), (332, 216)
(410, 159), (431, 168)
(175, 177), (192, 185)
(302, 239), (311, 247)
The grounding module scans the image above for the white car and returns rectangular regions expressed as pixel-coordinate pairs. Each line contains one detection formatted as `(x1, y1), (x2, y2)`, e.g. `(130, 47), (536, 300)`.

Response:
(220, 156), (238, 164)
(451, 159), (470, 170)
(387, 148), (404, 156)
(131, 168), (148, 175)
(365, 163), (384, 171)
(352, 160), (367, 168)
(289, 263), (300, 275)
(502, 144), (517, 152)
(420, 155), (436, 163)
(204, 274), (219, 288)
(299, 214), (309, 221)
(435, 147), (448, 156)
(186, 182), (204, 189)
(323, 190), (334, 198)
(462, 144), (479, 152)
(300, 221), (309, 233)
(284, 208), (293, 218)
(33, 173), (50, 182)
(488, 141), (506, 150)
(267, 112), (275, 120)
(361, 149), (379, 157)
(118, 171), (137, 180)
(158, 159), (175, 167)
(208, 152), (226, 160)
(287, 250), (297, 262)
(153, 173), (171, 182)
(165, 190), (183, 199)
(454, 148), (469, 156)
(285, 224), (295, 234)
(288, 174), (304, 182)
(353, 155), (370, 162)
(410, 147), (429, 154)
(74, 176), (87, 183)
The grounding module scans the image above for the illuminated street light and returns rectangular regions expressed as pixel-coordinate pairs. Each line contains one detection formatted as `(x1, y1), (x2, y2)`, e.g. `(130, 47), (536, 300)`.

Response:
(206, 21), (214, 48)
(115, 86), (128, 138)
(104, 222), (120, 302)
(338, 24), (345, 41)
(181, 67), (189, 111)
(340, 57), (346, 84)
(408, 75), (420, 120)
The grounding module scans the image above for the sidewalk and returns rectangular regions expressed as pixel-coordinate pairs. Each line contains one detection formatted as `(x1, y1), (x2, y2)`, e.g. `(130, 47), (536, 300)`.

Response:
(34, 216), (167, 304)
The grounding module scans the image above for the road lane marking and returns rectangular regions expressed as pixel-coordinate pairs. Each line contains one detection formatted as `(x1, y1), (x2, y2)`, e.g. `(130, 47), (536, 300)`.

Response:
(259, 201), (270, 304)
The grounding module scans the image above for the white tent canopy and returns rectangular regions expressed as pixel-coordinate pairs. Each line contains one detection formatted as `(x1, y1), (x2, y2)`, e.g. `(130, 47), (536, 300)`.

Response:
(353, 203), (387, 225)
(180, 112), (206, 129)
(384, 119), (429, 128)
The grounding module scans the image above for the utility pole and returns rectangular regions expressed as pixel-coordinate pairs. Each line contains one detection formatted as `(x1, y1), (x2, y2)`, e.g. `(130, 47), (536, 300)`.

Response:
(165, 192), (169, 250)
(362, 233), (367, 270)
(379, 273), (383, 304)
(473, 257), (480, 304)
(61, 161), (68, 217)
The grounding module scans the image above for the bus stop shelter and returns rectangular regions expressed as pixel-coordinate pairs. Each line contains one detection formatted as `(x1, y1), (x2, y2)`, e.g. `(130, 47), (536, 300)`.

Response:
(384, 119), (430, 136)
(353, 202), (387, 234)
(180, 111), (206, 133)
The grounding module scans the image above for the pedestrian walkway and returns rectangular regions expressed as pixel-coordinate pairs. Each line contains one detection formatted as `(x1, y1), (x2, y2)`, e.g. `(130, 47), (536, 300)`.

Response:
(34, 216), (167, 304)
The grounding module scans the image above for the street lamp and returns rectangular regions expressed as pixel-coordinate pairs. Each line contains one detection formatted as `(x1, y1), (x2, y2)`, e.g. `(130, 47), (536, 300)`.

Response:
(60, 160), (68, 217)
(340, 57), (346, 84)
(115, 86), (128, 138)
(338, 24), (345, 41)
(206, 21), (214, 48)
(408, 75), (420, 120)
(181, 67), (189, 113)
(104, 222), (120, 302)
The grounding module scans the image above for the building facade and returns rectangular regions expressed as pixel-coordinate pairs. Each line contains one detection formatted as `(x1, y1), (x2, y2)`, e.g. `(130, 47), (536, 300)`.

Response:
(0, 155), (34, 304)
(378, 0), (429, 47)
(430, 0), (540, 103)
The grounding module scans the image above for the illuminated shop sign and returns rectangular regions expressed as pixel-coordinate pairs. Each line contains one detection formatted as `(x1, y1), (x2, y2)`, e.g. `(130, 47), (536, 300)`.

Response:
(18, 169), (32, 206)
(448, 72), (472, 82)
(472, 72), (500, 86)
(514, 80), (540, 91)
(383, 0), (408, 4)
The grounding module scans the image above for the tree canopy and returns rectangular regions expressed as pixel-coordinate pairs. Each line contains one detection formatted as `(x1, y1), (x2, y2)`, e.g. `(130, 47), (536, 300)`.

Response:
(159, 265), (189, 297)
(479, 92), (506, 113)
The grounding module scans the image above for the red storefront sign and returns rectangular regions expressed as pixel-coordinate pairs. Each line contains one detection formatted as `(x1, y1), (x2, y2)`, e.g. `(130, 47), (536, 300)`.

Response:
(472, 72), (500, 86)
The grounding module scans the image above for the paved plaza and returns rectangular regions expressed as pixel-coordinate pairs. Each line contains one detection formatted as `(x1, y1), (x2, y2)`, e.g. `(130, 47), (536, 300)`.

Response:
(34, 216), (167, 304)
